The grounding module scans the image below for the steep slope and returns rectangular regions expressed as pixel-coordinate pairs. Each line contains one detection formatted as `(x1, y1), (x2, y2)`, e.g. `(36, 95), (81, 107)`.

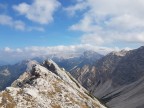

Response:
(69, 51), (103, 89)
(0, 60), (106, 108)
(71, 50), (127, 91)
(91, 50), (128, 97)
(103, 75), (144, 108)
(70, 46), (144, 108)
(112, 46), (144, 86)
(101, 46), (144, 108)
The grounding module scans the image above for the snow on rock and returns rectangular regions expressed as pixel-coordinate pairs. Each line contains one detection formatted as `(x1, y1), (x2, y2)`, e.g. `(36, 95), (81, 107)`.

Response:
(23, 88), (39, 98)
(111, 50), (128, 57)
(26, 60), (38, 72)
(0, 59), (106, 108)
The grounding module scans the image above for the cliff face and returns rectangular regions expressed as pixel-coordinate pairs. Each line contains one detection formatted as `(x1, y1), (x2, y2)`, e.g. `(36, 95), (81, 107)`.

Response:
(104, 47), (144, 108)
(71, 50), (127, 92)
(0, 60), (106, 108)
(70, 51), (103, 89)
(70, 46), (144, 108)
(112, 47), (144, 86)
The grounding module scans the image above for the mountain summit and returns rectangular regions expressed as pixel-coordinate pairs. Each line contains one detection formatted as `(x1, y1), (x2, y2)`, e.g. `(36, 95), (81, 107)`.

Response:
(0, 60), (106, 108)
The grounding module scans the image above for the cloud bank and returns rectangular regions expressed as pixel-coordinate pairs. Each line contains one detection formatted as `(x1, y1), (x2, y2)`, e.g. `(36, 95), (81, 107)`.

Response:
(66, 0), (144, 46)
(0, 45), (126, 64)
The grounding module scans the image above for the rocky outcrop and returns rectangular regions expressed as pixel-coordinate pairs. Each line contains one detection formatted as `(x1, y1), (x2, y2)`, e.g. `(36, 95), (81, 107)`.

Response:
(0, 60), (38, 91)
(0, 60), (106, 108)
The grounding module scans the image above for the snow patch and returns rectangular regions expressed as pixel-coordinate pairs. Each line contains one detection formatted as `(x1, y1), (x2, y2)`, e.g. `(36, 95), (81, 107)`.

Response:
(24, 88), (39, 98)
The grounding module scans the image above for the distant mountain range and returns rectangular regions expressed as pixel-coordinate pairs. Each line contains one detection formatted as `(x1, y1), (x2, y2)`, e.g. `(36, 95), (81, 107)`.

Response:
(0, 47), (144, 108)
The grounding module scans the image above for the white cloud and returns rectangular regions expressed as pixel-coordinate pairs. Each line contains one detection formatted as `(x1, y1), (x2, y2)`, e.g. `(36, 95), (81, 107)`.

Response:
(4, 47), (13, 52)
(0, 45), (125, 64)
(0, 15), (26, 30)
(0, 14), (44, 31)
(81, 32), (144, 45)
(13, 0), (61, 24)
(64, 2), (87, 16)
(81, 33), (111, 45)
(66, 0), (144, 46)
(16, 48), (23, 53)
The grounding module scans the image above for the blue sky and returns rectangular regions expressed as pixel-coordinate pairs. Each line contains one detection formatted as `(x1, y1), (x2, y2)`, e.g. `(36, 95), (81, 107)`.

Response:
(0, 0), (83, 48)
(0, 0), (144, 63)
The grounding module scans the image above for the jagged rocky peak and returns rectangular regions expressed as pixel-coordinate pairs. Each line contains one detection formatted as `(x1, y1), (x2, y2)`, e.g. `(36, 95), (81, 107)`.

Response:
(0, 59), (106, 108)
(139, 45), (144, 49)
(41, 59), (74, 84)
(83, 50), (98, 56)
(26, 60), (38, 71)
(110, 49), (128, 57)
(82, 50), (103, 59)
(42, 59), (61, 74)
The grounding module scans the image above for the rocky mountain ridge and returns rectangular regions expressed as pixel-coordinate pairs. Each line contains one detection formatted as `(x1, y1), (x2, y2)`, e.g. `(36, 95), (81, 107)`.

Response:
(69, 46), (144, 108)
(1, 47), (144, 108)
(0, 60), (106, 108)
(0, 50), (103, 91)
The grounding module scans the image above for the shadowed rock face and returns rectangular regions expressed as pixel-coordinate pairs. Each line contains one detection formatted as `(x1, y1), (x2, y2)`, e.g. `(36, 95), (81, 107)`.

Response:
(42, 60), (57, 74)
(71, 50), (127, 91)
(101, 46), (144, 108)
(68, 46), (144, 108)
(0, 60), (106, 108)
(112, 47), (144, 87)
(102, 75), (144, 108)
(69, 51), (103, 89)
